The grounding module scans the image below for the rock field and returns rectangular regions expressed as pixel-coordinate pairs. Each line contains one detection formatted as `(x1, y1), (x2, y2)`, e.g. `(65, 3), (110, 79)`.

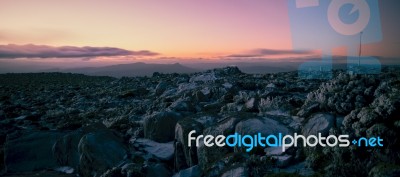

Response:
(0, 66), (399, 177)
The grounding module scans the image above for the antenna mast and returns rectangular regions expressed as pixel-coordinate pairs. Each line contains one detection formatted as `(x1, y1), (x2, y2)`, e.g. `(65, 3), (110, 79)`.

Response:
(358, 31), (363, 66)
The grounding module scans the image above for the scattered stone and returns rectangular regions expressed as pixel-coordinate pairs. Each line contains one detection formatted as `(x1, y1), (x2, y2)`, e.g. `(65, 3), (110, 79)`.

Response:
(144, 111), (183, 143)
(302, 113), (335, 137)
(174, 118), (203, 170)
(272, 155), (292, 168)
(172, 165), (202, 177)
(145, 163), (172, 177)
(4, 131), (67, 173)
(133, 138), (174, 161)
(220, 166), (248, 177)
(369, 163), (400, 177)
(78, 130), (128, 177)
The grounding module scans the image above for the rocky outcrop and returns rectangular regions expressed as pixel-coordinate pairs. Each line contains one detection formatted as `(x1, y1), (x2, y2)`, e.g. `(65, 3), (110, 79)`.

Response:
(302, 113), (335, 137)
(172, 165), (202, 177)
(235, 117), (292, 153)
(4, 123), (127, 177)
(143, 111), (183, 143)
(78, 129), (128, 177)
(4, 131), (67, 173)
(1, 67), (400, 177)
(174, 118), (203, 170)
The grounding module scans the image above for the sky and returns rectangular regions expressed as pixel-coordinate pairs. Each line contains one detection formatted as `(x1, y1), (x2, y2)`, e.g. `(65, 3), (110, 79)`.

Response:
(0, 0), (399, 67)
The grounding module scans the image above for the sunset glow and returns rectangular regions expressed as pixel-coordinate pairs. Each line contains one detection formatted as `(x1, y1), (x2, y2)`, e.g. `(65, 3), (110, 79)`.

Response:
(0, 0), (399, 61)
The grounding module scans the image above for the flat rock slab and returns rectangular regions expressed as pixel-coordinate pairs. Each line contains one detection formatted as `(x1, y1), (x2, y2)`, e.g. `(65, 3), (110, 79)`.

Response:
(4, 131), (67, 173)
(134, 138), (174, 161)
(172, 165), (202, 177)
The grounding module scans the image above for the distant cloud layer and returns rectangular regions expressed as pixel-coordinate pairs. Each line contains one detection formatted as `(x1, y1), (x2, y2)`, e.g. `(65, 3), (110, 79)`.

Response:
(0, 44), (159, 59)
(226, 48), (314, 58)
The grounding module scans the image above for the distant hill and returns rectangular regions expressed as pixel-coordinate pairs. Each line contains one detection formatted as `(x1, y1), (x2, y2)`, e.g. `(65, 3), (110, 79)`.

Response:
(62, 62), (199, 77)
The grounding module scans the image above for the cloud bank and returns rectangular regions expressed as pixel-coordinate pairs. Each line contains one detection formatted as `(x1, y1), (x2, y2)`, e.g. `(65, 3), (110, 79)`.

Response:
(226, 48), (314, 58)
(0, 44), (159, 59)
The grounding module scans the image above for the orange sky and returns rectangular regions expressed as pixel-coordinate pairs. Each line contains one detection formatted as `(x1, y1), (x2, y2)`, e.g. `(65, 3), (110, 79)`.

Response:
(0, 0), (293, 58)
(0, 0), (399, 60)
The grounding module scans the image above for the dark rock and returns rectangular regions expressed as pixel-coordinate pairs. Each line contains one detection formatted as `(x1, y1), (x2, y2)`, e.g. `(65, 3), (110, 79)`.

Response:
(302, 113), (335, 137)
(4, 131), (67, 173)
(103, 116), (130, 131)
(52, 131), (83, 169)
(78, 129), (128, 177)
(121, 163), (144, 177)
(358, 107), (378, 127)
(297, 103), (319, 118)
(144, 111), (183, 143)
(155, 82), (169, 96)
(197, 116), (240, 171)
(243, 97), (259, 112)
(133, 138), (174, 161)
(220, 166), (248, 177)
(235, 117), (292, 153)
(173, 165), (202, 177)
(369, 163), (400, 177)
(168, 98), (196, 113)
(174, 118), (203, 170)
(145, 163), (172, 177)
(272, 155), (293, 168)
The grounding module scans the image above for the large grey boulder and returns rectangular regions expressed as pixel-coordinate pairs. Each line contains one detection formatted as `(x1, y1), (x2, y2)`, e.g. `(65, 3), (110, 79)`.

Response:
(145, 163), (172, 177)
(144, 111), (183, 143)
(168, 98), (196, 113)
(155, 81), (169, 96)
(220, 166), (248, 177)
(78, 130), (128, 177)
(53, 123), (109, 170)
(172, 165), (202, 177)
(4, 131), (66, 173)
(235, 117), (292, 153)
(52, 131), (83, 169)
(197, 116), (241, 171)
(369, 163), (400, 177)
(302, 113), (335, 137)
(4, 123), (124, 176)
(174, 118), (203, 170)
(133, 138), (174, 161)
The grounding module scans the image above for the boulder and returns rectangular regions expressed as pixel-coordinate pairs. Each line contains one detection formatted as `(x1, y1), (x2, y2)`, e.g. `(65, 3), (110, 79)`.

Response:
(168, 98), (196, 113)
(243, 97), (259, 112)
(265, 147), (285, 156)
(220, 166), (248, 177)
(4, 131), (67, 173)
(235, 117), (292, 153)
(53, 123), (109, 170)
(121, 163), (144, 177)
(174, 118), (203, 170)
(144, 111), (183, 143)
(369, 163), (400, 177)
(102, 116), (130, 131)
(155, 81), (169, 96)
(145, 163), (172, 177)
(272, 155), (293, 168)
(52, 131), (84, 169)
(302, 113), (335, 137)
(197, 116), (240, 171)
(172, 165), (202, 177)
(78, 130), (128, 177)
(297, 103), (319, 118)
(134, 138), (174, 161)
(358, 107), (378, 127)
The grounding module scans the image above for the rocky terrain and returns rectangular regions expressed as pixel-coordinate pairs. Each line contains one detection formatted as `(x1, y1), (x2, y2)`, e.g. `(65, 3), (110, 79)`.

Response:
(0, 66), (399, 177)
